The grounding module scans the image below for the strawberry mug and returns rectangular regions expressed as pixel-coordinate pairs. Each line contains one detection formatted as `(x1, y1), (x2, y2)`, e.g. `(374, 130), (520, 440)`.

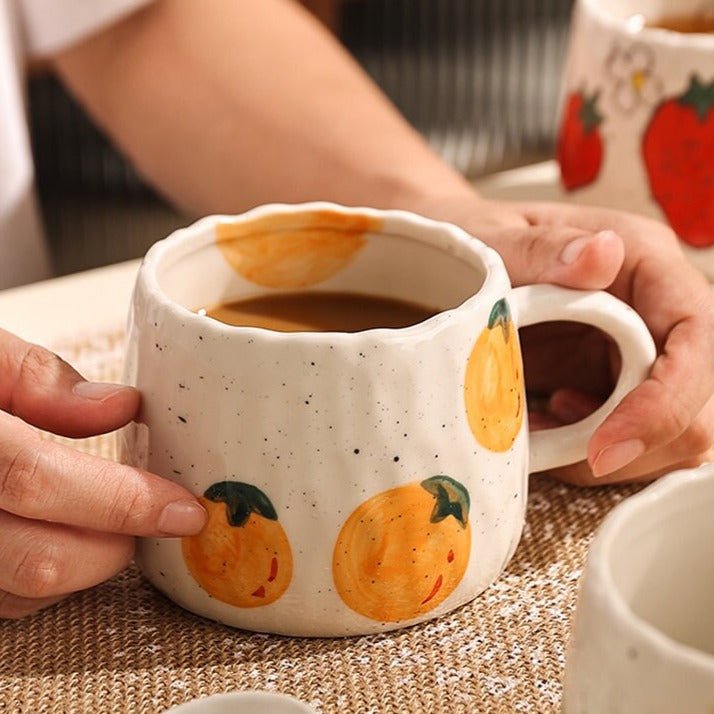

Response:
(557, 0), (714, 280)
(120, 203), (655, 637)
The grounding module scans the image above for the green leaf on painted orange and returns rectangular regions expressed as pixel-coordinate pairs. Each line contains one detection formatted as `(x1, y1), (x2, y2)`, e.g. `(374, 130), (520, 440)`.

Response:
(487, 298), (512, 342)
(421, 475), (471, 529)
(204, 481), (278, 527)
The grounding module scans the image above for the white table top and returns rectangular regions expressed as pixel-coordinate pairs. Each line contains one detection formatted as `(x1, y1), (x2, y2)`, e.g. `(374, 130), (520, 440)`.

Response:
(0, 258), (140, 346)
(0, 162), (563, 347)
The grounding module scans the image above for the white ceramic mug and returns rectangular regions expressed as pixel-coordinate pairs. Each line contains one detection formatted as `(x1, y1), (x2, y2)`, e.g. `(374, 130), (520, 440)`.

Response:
(121, 203), (655, 637)
(563, 463), (714, 713)
(558, 0), (714, 279)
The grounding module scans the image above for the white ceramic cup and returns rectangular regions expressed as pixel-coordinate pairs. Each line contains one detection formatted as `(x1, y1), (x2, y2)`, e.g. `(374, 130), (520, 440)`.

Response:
(557, 0), (714, 279)
(121, 203), (655, 637)
(563, 463), (714, 713)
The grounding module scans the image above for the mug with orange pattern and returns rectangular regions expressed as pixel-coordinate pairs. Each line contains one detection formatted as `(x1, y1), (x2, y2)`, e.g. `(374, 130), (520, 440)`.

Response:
(120, 203), (655, 636)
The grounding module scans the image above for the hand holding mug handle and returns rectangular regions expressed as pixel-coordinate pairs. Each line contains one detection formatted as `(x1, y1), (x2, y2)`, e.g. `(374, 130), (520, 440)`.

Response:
(510, 285), (657, 473)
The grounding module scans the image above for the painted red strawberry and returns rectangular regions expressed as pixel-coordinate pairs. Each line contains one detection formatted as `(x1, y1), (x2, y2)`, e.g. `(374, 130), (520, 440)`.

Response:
(557, 89), (604, 191)
(643, 75), (714, 248)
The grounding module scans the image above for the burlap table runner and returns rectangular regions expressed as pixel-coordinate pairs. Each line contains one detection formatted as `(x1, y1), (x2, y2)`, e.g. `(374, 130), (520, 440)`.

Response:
(0, 330), (640, 713)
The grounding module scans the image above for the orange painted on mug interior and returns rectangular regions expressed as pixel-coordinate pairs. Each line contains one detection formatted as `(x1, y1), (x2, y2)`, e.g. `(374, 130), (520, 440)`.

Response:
(216, 210), (382, 288)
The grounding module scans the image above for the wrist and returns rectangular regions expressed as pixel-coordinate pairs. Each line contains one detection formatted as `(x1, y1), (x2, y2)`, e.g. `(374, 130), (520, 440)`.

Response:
(374, 169), (483, 219)
(383, 180), (524, 234)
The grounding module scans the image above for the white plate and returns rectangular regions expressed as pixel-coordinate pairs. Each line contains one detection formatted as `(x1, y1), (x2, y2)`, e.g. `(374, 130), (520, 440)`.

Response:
(475, 160), (562, 202)
(164, 691), (316, 714)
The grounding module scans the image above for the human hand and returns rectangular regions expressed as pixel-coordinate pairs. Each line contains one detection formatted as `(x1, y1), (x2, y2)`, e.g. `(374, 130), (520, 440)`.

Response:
(0, 329), (206, 619)
(416, 193), (714, 486)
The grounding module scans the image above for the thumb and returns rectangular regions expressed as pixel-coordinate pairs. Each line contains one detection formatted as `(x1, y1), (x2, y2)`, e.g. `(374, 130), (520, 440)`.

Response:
(474, 225), (625, 289)
(0, 329), (139, 438)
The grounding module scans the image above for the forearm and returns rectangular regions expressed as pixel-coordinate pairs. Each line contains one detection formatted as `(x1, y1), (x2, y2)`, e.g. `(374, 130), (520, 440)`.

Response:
(52, 0), (474, 216)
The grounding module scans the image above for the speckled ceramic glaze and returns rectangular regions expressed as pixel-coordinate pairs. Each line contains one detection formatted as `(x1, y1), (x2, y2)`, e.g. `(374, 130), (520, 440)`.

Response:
(559, 0), (714, 279)
(563, 463), (714, 713)
(121, 203), (655, 637)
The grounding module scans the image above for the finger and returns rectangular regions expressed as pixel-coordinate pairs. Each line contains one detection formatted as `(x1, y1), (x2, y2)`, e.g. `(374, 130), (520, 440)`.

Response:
(521, 322), (615, 397)
(548, 389), (602, 424)
(0, 589), (66, 620)
(545, 400), (714, 486)
(544, 452), (712, 488)
(0, 328), (139, 438)
(0, 509), (134, 598)
(514, 201), (704, 320)
(514, 201), (673, 253)
(588, 309), (714, 477)
(0, 412), (206, 536)
(530, 387), (602, 433)
(474, 224), (625, 289)
(528, 411), (562, 430)
(529, 389), (601, 434)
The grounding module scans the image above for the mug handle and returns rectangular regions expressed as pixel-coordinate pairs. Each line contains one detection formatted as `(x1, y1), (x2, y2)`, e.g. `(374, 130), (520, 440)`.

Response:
(510, 285), (657, 473)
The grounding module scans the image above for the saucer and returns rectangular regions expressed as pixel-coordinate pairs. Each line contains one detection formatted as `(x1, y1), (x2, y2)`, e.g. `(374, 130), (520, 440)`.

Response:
(165, 691), (317, 713)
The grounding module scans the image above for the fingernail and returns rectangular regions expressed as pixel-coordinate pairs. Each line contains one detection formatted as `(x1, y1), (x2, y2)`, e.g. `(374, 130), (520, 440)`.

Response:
(559, 231), (618, 265)
(594, 229), (620, 243)
(592, 439), (646, 478)
(158, 500), (207, 536)
(550, 402), (582, 424)
(73, 381), (129, 401)
(559, 234), (593, 264)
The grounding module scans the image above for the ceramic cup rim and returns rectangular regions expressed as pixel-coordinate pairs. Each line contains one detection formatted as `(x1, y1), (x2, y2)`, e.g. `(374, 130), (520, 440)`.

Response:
(138, 201), (506, 343)
(580, 0), (714, 47)
(587, 462), (714, 672)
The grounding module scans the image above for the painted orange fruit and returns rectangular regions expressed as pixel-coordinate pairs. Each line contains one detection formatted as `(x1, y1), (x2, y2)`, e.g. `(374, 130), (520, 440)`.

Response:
(464, 298), (525, 452)
(182, 481), (292, 607)
(333, 476), (471, 622)
(216, 210), (381, 288)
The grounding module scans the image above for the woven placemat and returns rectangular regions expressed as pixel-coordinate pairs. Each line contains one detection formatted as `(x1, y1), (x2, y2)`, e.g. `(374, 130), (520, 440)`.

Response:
(0, 330), (640, 714)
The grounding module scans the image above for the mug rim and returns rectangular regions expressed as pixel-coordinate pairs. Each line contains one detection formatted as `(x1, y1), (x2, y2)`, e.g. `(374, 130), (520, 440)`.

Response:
(581, 0), (714, 48)
(138, 202), (507, 342)
(588, 462), (714, 671)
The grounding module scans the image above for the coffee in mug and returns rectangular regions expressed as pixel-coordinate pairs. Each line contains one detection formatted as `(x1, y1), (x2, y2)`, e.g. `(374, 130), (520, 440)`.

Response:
(202, 291), (438, 332)
(644, 9), (714, 33)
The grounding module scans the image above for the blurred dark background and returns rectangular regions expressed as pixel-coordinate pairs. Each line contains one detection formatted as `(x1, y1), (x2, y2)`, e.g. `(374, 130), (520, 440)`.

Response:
(28, 0), (574, 276)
